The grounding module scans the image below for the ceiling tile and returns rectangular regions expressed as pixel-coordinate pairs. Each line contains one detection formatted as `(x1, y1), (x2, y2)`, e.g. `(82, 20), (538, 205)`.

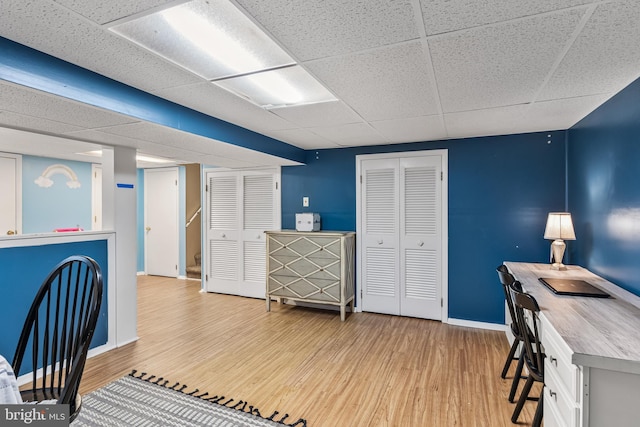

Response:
(0, 111), (83, 135)
(0, 0), (202, 93)
(309, 123), (387, 146)
(523, 94), (613, 131)
(265, 128), (340, 150)
(420, 0), (594, 36)
(235, 0), (421, 61)
(270, 101), (362, 128)
(152, 82), (294, 132)
(99, 122), (214, 152)
(306, 41), (440, 121)
(0, 126), (101, 162)
(370, 115), (447, 143)
(538, 1), (640, 101)
(53, 0), (175, 25)
(444, 105), (528, 139)
(430, 8), (587, 113)
(63, 129), (146, 149)
(0, 82), (138, 128)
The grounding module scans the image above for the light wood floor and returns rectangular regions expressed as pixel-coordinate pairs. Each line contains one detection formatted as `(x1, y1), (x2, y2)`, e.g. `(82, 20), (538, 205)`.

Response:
(80, 276), (539, 426)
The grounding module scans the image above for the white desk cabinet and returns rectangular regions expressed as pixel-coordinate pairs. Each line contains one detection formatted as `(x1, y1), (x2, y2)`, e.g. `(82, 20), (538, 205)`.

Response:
(266, 230), (355, 321)
(505, 262), (640, 427)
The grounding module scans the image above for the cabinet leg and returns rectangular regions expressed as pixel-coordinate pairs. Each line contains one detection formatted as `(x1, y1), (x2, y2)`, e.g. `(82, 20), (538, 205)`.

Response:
(341, 305), (346, 322)
(350, 299), (355, 313)
(266, 297), (271, 312)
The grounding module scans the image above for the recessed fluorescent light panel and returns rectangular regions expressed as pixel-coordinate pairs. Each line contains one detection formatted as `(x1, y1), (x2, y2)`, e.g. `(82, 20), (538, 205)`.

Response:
(111, 0), (336, 109)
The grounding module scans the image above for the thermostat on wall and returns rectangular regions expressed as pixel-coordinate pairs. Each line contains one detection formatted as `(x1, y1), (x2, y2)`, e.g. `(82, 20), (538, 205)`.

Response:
(296, 213), (321, 232)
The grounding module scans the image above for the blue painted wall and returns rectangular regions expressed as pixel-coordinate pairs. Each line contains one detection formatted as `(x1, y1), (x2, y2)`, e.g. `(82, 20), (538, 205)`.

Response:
(0, 239), (109, 373)
(568, 76), (640, 295)
(282, 131), (566, 323)
(22, 156), (92, 233)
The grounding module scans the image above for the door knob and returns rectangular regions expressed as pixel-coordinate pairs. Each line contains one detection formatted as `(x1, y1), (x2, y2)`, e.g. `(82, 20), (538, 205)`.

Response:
(6, 230), (15, 235)
(145, 226), (151, 231)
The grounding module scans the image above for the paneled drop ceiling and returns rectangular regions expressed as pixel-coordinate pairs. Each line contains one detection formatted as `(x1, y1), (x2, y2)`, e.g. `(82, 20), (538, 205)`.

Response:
(1, 0), (640, 167)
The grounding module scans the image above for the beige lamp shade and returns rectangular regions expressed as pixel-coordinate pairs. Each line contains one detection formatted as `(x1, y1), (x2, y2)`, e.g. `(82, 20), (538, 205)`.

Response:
(544, 213), (576, 240)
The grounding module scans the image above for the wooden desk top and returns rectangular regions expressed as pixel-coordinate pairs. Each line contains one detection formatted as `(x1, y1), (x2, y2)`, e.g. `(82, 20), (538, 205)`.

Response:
(505, 262), (640, 374)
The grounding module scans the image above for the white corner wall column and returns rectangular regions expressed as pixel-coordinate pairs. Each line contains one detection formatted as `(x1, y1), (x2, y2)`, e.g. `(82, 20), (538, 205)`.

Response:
(102, 146), (138, 346)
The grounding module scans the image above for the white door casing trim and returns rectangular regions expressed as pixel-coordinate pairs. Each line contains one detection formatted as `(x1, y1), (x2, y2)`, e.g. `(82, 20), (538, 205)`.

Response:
(0, 152), (22, 235)
(355, 150), (449, 322)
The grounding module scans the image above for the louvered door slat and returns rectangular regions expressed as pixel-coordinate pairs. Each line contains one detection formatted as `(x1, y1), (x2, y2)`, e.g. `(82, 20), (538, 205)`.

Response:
(366, 248), (396, 297)
(210, 176), (237, 230)
(405, 167), (437, 235)
(244, 175), (273, 230)
(405, 249), (437, 300)
(365, 168), (396, 234)
(244, 241), (265, 283)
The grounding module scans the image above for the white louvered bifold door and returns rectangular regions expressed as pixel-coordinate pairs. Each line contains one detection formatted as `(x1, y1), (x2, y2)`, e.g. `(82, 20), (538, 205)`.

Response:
(206, 172), (240, 295)
(359, 154), (443, 320)
(206, 169), (280, 298)
(399, 156), (442, 319)
(241, 171), (278, 298)
(361, 158), (400, 315)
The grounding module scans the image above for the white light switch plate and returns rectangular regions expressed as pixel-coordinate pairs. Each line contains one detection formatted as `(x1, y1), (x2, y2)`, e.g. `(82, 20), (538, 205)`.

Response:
(303, 197), (309, 207)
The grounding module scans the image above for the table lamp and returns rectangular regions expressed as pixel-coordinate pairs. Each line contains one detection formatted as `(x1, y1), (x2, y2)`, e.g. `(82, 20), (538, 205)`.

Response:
(544, 212), (576, 270)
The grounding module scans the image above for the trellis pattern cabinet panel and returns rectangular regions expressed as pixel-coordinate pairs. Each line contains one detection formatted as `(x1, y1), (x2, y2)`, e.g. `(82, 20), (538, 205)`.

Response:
(265, 230), (355, 321)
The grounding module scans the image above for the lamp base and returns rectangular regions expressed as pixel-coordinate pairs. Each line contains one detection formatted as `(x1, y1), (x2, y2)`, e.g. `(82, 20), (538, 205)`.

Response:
(550, 262), (567, 271)
(550, 239), (567, 270)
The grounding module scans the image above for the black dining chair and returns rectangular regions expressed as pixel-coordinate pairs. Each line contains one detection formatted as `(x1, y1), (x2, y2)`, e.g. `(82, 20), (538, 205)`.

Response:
(11, 255), (103, 422)
(509, 281), (544, 427)
(496, 265), (527, 403)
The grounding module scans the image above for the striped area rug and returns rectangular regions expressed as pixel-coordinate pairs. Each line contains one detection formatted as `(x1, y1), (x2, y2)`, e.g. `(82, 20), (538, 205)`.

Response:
(72, 371), (307, 427)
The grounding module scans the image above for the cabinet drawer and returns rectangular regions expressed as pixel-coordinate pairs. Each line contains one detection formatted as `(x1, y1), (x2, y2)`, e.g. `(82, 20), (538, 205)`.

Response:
(268, 277), (341, 301)
(269, 262), (341, 280)
(544, 383), (570, 427)
(540, 314), (580, 402)
(545, 367), (579, 427)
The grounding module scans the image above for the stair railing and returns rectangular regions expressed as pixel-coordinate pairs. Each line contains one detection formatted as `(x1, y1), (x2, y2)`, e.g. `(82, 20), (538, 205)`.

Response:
(186, 206), (201, 228)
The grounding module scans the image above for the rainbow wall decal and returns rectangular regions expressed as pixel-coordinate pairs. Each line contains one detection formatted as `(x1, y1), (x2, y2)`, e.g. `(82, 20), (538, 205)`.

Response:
(34, 164), (81, 189)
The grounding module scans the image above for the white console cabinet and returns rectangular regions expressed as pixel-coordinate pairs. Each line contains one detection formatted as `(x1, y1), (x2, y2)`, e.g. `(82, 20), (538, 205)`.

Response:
(506, 262), (640, 427)
(266, 230), (355, 321)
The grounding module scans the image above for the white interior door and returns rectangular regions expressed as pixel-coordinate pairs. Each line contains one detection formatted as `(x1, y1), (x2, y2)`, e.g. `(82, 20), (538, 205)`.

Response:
(358, 151), (447, 321)
(0, 154), (21, 236)
(399, 156), (442, 319)
(205, 168), (280, 298)
(360, 158), (400, 315)
(144, 168), (179, 277)
(206, 171), (240, 294)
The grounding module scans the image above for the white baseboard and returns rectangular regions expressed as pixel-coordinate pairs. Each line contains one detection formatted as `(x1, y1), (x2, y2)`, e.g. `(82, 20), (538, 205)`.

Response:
(137, 271), (145, 276)
(87, 342), (116, 359)
(446, 318), (507, 331)
(116, 336), (139, 347)
(16, 342), (119, 386)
